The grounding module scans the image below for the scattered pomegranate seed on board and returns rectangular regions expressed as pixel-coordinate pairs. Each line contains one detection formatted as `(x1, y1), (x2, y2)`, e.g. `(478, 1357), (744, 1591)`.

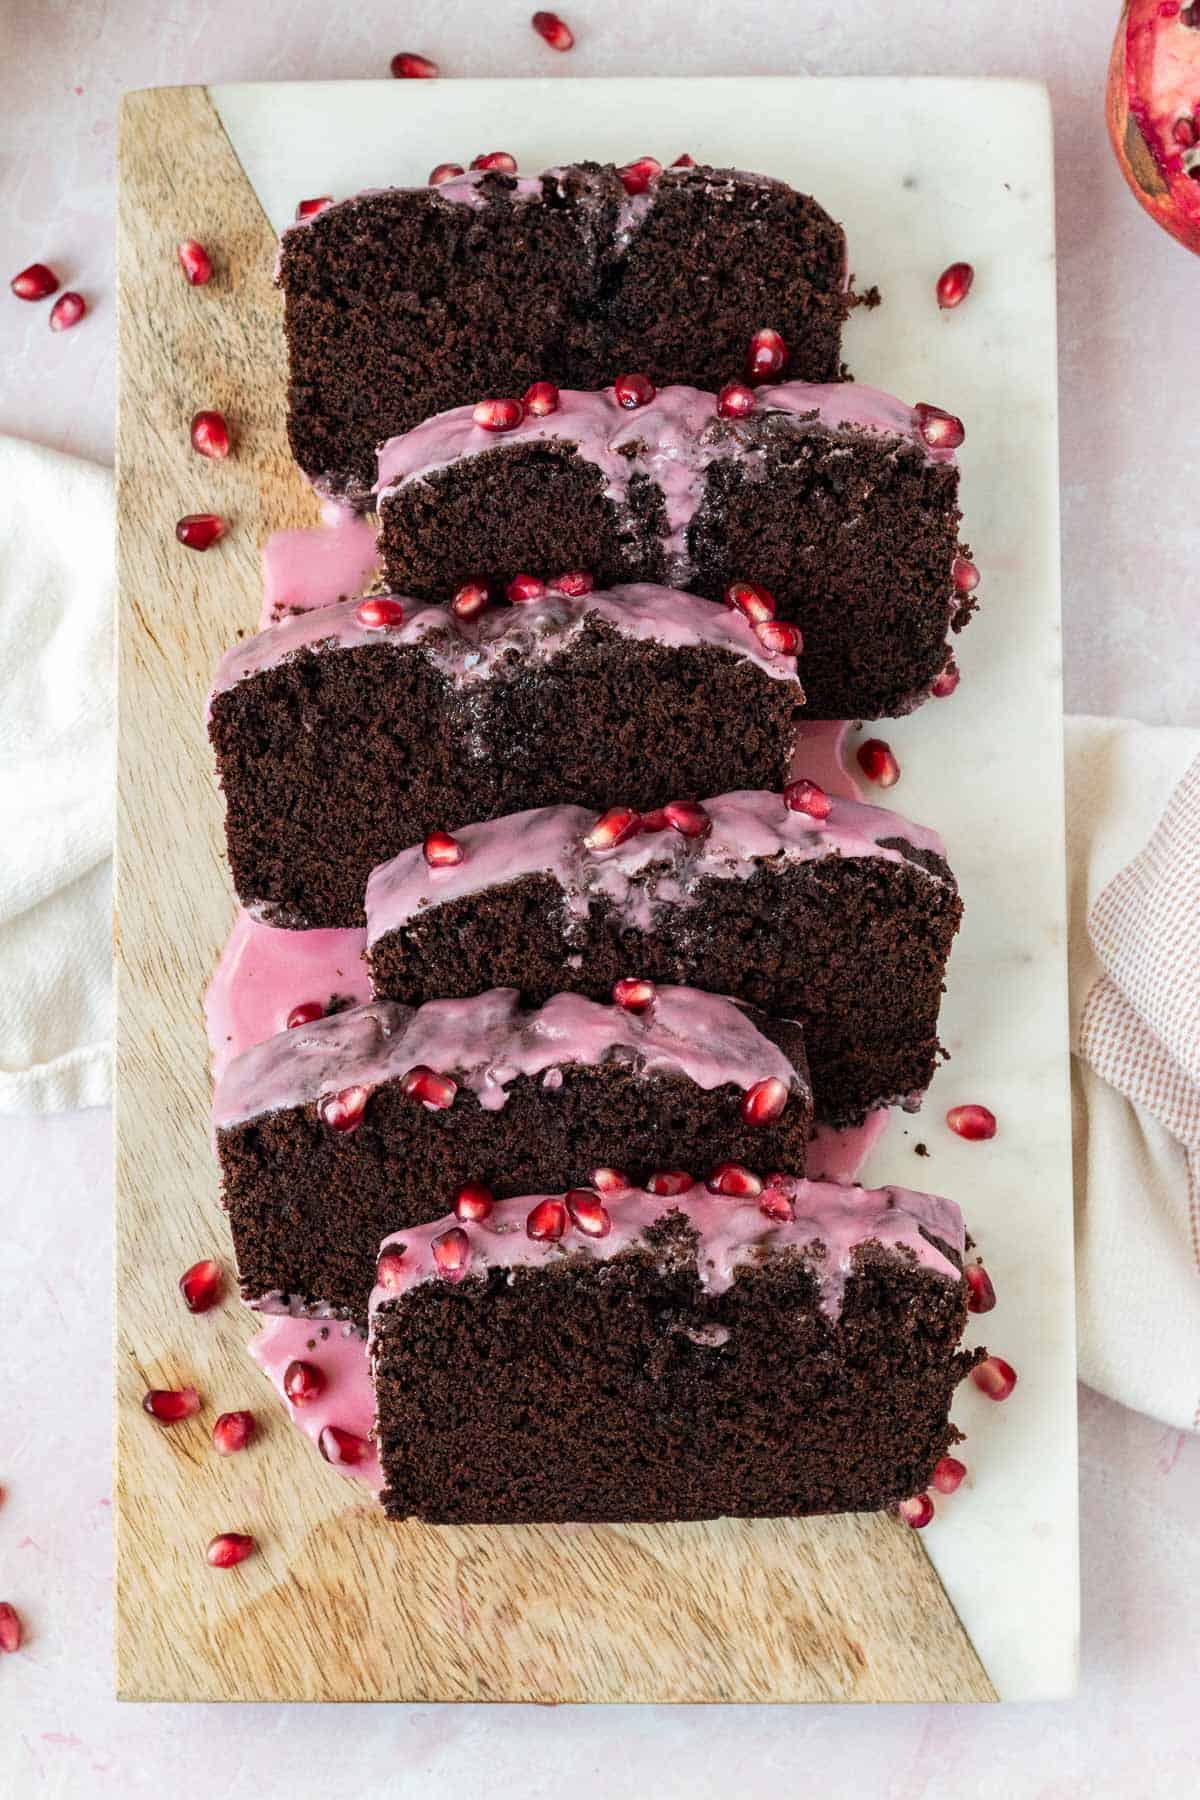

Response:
(355, 596), (404, 629)
(212, 1411), (255, 1456)
(177, 240), (213, 286)
(11, 262), (58, 301)
(527, 1198), (568, 1241)
(971, 1356), (1018, 1401)
(931, 661), (961, 699)
(612, 977), (656, 1013)
(946, 1103), (997, 1141)
(471, 151), (518, 173)
(964, 1263), (998, 1313)
(741, 1076), (789, 1125)
(936, 261), (974, 309)
(319, 1085), (369, 1132)
(613, 372), (655, 409)
(523, 379), (560, 416)
(390, 52), (439, 78)
(931, 1457), (967, 1495)
(423, 830), (464, 868)
(583, 806), (641, 850)
(401, 1065), (458, 1109)
(179, 1259), (223, 1313)
(143, 1387), (201, 1423)
(618, 156), (662, 195)
(175, 513), (226, 551)
(283, 1360), (325, 1406)
(532, 10), (574, 51)
(190, 410), (230, 459)
(432, 1226), (471, 1281)
(914, 403), (965, 450)
(745, 327), (786, 382)
(898, 1493), (934, 1529)
(206, 1532), (255, 1568)
(454, 1182), (495, 1222)
(0, 1602), (23, 1652)
(286, 1000), (324, 1029)
(783, 778), (832, 820)
(566, 1189), (612, 1237)
(473, 397), (524, 432)
(856, 738), (900, 787)
(429, 163), (465, 185)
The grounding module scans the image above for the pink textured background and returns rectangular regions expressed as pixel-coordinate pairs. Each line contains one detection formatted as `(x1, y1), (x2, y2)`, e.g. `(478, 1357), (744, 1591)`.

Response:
(2, 2), (1198, 1793)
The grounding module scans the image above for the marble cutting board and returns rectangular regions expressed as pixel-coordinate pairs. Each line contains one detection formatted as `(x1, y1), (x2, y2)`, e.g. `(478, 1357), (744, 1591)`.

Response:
(113, 75), (1077, 1703)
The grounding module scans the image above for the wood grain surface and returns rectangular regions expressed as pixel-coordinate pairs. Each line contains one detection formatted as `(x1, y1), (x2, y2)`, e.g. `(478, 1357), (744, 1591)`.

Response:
(113, 84), (996, 1704)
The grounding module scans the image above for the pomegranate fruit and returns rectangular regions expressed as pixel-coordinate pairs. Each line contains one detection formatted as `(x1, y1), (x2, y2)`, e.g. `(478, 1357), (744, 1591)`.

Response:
(1108, 0), (1200, 255)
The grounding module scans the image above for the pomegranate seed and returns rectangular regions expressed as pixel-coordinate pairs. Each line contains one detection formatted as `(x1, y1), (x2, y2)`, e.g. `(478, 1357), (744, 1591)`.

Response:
(746, 327), (787, 383)
(932, 1456), (967, 1495)
(664, 799), (712, 839)
(647, 1170), (692, 1195)
(566, 1188), (612, 1237)
(429, 162), (465, 185)
(142, 1387), (200, 1424)
(898, 1493), (934, 1529)
(914, 403), (965, 451)
(473, 397), (524, 433)
(783, 778), (832, 821)
(935, 261), (974, 309)
(931, 660), (960, 699)
(965, 1262), (997, 1314)
(0, 1602), (22, 1653)
(640, 808), (670, 832)
(532, 10), (575, 50)
(672, 153), (696, 167)
(283, 1360), (325, 1406)
(755, 619), (802, 656)
(179, 1258), (223, 1314)
(175, 513), (226, 551)
(971, 1356), (1018, 1401)
(294, 196), (332, 220)
(613, 372), (656, 409)
(522, 380), (560, 416)
(450, 579), (491, 619)
(724, 580), (776, 625)
(583, 806), (641, 851)
(206, 1532), (255, 1568)
(612, 977), (655, 1013)
(390, 52), (439, 78)
(212, 1411), (255, 1456)
(759, 1185), (794, 1222)
(952, 555), (980, 593)
(1173, 115), (1198, 148)
(177, 240), (213, 286)
(856, 738), (900, 787)
(741, 1076), (789, 1125)
(190, 410), (230, 459)
(527, 1197), (568, 1241)
(717, 382), (756, 419)
(423, 830), (465, 868)
(454, 1181), (495, 1222)
(507, 573), (547, 603)
(706, 1162), (763, 1198)
(946, 1103), (997, 1141)
(319, 1084), (368, 1133)
(355, 595), (405, 629)
(590, 1167), (631, 1193)
(432, 1226), (471, 1281)
(319, 1426), (372, 1466)
(376, 1249), (407, 1290)
(470, 151), (518, 173)
(11, 262), (59, 301)
(286, 1000), (324, 1029)
(618, 156), (663, 196)
(401, 1065), (458, 1110)
(553, 570), (594, 597)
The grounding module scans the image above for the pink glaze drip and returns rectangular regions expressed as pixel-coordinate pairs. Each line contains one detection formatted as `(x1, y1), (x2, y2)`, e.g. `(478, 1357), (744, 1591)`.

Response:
(212, 986), (807, 1131)
(259, 502), (379, 631)
(368, 1178), (965, 1324)
(790, 719), (865, 803)
(247, 1315), (381, 1492)
(364, 787), (948, 950)
(806, 1108), (891, 1183)
(204, 910), (370, 1081)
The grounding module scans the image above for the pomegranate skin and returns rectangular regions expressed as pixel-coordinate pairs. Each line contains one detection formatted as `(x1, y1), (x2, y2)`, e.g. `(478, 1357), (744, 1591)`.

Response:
(1107, 0), (1200, 256)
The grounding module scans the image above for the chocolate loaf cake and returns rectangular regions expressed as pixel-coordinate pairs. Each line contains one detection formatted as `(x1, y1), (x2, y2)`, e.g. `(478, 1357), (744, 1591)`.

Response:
(377, 382), (974, 719)
(369, 1178), (982, 1523)
(366, 788), (961, 1129)
(278, 162), (849, 503)
(208, 584), (802, 928)
(214, 986), (812, 1322)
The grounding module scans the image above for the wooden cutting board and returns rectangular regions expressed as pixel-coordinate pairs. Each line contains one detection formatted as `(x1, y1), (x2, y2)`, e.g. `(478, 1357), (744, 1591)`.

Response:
(113, 80), (1051, 1704)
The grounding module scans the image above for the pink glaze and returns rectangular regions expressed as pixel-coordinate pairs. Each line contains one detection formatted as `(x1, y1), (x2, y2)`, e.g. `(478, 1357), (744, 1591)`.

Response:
(259, 502), (379, 631)
(365, 787), (949, 949)
(368, 1178), (965, 1324)
(212, 986), (807, 1132)
(790, 719), (865, 802)
(204, 910), (370, 1081)
(807, 1108), (891, 1182)
(247, 1315), (381, 1493)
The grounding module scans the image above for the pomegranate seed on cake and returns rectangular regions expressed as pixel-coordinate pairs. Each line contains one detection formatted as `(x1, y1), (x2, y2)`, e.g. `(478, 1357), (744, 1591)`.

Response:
(367, 1179), (983, 1522)
(374, 379), (976, 719)
(213, 987), (811, 1322)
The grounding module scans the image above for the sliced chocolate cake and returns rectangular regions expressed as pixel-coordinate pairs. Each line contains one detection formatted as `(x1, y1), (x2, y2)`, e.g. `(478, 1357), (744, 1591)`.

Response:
(214, 986), (812, 1322)
(207, 585), (802, 928)
(369, 1178), (983, 1523)
(366, 788), (962, 1128)
(277, 163), (849, 502)
(377, 381), (975, 719)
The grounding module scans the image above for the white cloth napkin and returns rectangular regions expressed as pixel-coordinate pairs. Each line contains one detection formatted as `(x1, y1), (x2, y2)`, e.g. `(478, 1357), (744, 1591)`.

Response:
(0, 437), (113, 1111)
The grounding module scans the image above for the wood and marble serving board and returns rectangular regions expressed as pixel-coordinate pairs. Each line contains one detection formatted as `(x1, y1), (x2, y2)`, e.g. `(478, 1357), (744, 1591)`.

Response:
(114, 78), (1076, 1703)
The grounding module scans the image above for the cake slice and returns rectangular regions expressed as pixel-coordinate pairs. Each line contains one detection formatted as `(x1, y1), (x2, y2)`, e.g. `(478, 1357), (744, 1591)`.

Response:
(214, 986), (812, 1322)
(377, 381), (974, 719)
(207, 584), (802, 928)
(366, 788), (961, 1128)
(368, 1177), (983, 1523)
(277, 162), (849, 503)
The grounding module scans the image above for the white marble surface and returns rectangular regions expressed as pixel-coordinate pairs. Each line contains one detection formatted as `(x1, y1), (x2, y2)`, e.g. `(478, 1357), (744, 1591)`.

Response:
(2, 0), (1199, 1791)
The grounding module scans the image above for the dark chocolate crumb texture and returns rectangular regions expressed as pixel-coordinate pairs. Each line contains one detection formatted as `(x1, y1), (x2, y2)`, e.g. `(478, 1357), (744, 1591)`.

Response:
(214, 986), (812, 1322)
(366, 788), (962, 1129)
(369, 1179), (984, 1524)
(277, 163), (849, 502)
(376, 381), (976, 719)
(207, 584), (802, 928)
